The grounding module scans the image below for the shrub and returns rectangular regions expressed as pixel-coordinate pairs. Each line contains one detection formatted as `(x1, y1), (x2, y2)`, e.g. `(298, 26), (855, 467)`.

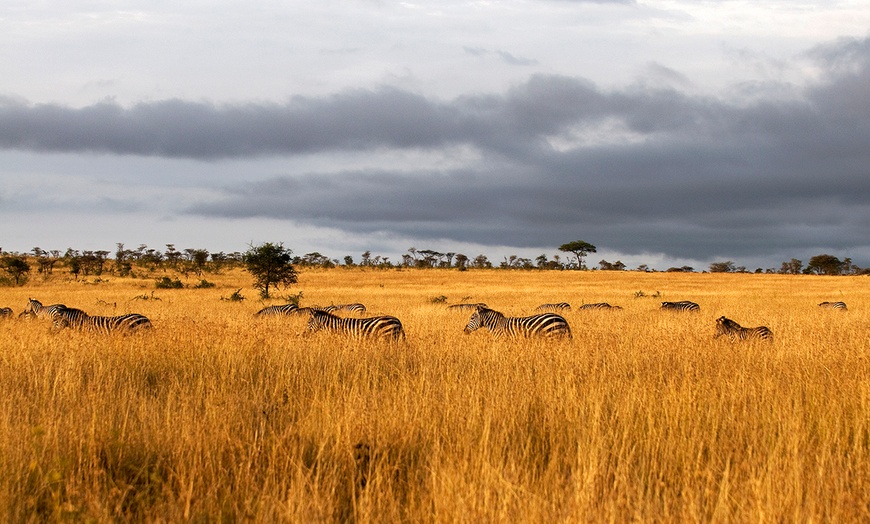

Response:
(155, 277), (184, 289)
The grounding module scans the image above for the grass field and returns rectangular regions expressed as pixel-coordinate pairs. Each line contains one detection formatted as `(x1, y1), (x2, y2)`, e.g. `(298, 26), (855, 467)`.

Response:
(1, 268), (868, 522)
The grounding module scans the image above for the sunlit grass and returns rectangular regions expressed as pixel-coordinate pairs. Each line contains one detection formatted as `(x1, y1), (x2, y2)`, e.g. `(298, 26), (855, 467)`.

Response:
(0, 268), (868, 521)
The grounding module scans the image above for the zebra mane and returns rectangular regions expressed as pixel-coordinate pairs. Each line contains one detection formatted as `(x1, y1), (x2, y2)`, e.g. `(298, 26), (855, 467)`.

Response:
(717, 316), (742, 329)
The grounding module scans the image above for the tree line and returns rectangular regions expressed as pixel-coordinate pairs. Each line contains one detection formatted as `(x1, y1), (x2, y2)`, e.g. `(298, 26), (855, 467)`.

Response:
(0, 240), (866, 287)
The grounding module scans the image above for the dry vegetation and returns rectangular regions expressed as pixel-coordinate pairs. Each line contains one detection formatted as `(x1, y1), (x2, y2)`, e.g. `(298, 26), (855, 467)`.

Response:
(1, 268), (868, 522)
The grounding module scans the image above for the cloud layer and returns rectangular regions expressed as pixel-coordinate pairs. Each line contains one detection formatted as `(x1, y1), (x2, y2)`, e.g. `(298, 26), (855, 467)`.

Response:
(2, 11), (869, 268)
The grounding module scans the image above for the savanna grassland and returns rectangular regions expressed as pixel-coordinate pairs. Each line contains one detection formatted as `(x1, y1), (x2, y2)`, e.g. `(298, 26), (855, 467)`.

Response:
(1, 268), (868, 522)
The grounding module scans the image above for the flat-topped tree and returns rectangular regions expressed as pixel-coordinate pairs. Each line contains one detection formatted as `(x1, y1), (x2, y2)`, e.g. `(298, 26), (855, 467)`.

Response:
(558, 240), (597, 270)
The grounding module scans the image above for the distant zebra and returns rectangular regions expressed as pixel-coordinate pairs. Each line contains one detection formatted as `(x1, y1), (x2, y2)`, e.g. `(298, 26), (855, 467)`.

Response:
(818, 301), (847, 311)
(322, 303), (367, 314)
(535, 302), (571, 311)
(714, 316), (773, 342)
(464, 306), (571, 339)
(53, 307), (152, 334)
(447, 303), (487, 311)
(579, 303), (622, 310)
(21, 298), (67, 320)
(661, 301), (700, 312)
(0, 307), (13, 319)
(306, 309), (405, 341)
(254, 304), (299, 317)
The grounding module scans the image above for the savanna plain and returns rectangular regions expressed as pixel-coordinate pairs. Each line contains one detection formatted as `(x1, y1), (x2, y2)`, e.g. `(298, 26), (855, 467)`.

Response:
(1, 268), (869, 522)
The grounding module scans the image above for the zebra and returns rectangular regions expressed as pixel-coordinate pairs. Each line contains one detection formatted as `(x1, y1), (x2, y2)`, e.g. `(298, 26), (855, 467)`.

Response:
(306, 309), (405, 341)
(661, 301), (700, 312)
(447, 303), (487, 311)
(535, 302), (571, 311)
(322, 303), (367, 314)
(53, 307), (152, 334)
(0, 307), (13, 319)
(714, 316), (773, 342)
(579, 303), (622, 310)
(20, 298), (67, 320)
(254, 304), (300, 317)
(464, 306), (571, 339)
(818, 301), (847, 310)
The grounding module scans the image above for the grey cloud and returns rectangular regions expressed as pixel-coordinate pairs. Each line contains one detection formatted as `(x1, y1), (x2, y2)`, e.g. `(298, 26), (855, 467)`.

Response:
(8, 35), (870, 266)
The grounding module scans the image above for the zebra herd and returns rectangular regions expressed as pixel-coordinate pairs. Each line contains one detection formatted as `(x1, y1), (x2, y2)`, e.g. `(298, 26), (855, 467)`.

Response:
(2, 297), (851, 343)
(13, 298), (153, 334)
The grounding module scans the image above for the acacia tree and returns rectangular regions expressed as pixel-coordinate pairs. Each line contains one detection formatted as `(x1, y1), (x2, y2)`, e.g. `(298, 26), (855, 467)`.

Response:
(244, 242), (298, 298)
(2, 256), (31, 285)
(558, 240), (597, 270)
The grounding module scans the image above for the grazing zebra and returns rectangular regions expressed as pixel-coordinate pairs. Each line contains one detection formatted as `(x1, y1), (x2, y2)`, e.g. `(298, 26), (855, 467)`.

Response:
(818, 301), (848, 311)
(306, 309), (405, 341)
(464, 306), (571, 339)
(661, 301), (700, 312)
(21, 298), (67, 320)
(53, 307), (152, 334)
(0, 307), (13, 319)
(322, 303), (367, 314)
(535, 302), (571, 311)
(447, 303), (487, 311)
(714, 316), (773, 342)
(254, 304), (300, 317)
(579, 303), (622, 310)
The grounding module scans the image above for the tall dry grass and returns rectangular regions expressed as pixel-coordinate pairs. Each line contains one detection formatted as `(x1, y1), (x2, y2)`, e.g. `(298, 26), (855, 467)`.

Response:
(0, 268), (868, 522)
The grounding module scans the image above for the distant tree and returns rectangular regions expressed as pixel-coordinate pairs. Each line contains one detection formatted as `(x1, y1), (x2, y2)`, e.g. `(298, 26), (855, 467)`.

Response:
(454, 253), (469, 270)
(779, 258), (803, 275)
(2, 255), (31, 285)
(558, 240), (597, 270)
(471, 254), (491, 269)
(244, 242), (298, 299)
(709, 261), (736, 273)
(806, 254), (843, 275)
(344, 255), (354, 266)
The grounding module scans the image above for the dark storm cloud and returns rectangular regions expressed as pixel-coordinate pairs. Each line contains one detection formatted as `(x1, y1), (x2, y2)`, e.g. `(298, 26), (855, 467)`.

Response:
(6, 35), (870, 265)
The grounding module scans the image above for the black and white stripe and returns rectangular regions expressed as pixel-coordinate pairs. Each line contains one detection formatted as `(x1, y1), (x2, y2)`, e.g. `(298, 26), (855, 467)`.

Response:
(254, 304), (300, 317)
(464, 306), (571, 339)
(306, 309), (405, 340)
(714, 316), (773, 342)
(322, 303), (367, 314)
(818, 301), (847, 310)
(21, 298), (67, 320)
(53, 306), (152, 334)
(661, 301), (700, 312)
(579, 303), (622, 310)
(535, 302), (571, 312)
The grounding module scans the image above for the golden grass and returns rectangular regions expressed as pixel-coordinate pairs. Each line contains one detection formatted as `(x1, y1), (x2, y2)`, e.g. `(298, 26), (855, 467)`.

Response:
(1, 268), (868, 522)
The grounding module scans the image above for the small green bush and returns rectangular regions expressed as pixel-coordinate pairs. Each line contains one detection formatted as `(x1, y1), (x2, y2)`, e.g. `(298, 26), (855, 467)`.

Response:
(155, 277), (184, 289)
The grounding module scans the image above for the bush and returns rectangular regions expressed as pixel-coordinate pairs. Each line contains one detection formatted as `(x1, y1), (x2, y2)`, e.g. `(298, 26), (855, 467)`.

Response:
(193, 279), (216, 289)
(155, 277), (184, 289)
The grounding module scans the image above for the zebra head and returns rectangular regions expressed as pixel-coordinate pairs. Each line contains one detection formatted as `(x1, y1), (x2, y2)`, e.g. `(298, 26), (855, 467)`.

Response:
(714, 316), (740, 338)
(464, 306), (500, 334)
(23, 298), (41, 315)
(306, 309), (335, 333)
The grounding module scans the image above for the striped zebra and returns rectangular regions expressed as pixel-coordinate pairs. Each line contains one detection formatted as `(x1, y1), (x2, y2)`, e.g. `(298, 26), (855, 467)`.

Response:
(535, 302), (571, 312)
(714, 316), (773, 342)
(0, 307), (13, 319)
(306, 309), (405, 341)
(53, 307), (152, 334)
(447, 303), (487, 311)
(254, 304), (300, 317)
(818, 301), (847, 311)
(322, 303), (367, 314)
(21, 298), (67, 320)
(464, 306), (571, 339)
(661, 301), (700, 312)
(579, 303), (622, 310)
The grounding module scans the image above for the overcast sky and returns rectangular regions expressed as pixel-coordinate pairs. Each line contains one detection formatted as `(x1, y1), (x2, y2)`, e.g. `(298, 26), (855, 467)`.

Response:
(2, 1), (870, 270)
